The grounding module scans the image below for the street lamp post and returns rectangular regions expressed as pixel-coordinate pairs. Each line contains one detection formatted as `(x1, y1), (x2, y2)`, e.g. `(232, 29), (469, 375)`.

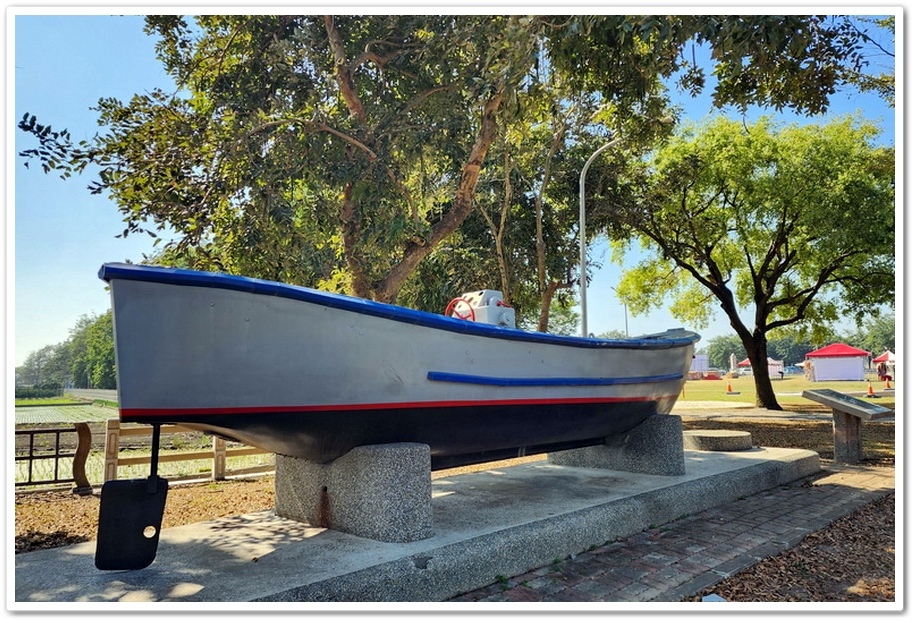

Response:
(578, 136), (621, 337)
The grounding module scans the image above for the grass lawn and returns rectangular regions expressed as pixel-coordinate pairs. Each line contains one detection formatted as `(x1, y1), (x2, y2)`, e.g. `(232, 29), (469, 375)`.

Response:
(14, 397), (92, 407)
(14, 404), (119, 425)
(676, 374), (896, 411)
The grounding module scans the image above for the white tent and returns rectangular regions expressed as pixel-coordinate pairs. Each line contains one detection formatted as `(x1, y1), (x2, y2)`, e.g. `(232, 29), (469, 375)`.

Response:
(690, 353), (710, 373)
(737, 357), (785, 377)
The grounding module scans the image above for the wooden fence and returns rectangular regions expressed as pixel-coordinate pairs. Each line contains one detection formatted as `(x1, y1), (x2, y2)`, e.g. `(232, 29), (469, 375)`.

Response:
(104, 420), (273, 482)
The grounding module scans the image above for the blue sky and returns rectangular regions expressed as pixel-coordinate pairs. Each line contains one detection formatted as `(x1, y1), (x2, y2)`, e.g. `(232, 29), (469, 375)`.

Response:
(12, 13), (178, 367)
(8, 8), (901, 367)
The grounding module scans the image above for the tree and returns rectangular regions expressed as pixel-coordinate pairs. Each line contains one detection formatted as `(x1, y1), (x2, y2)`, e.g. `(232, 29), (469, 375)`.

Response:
(16, 311), (118, 390)
(542, 15), (885, 115)
(765, 335), (815, 368)
(705, 334), (745, 372)
(847, 313), (895, 355)
(610, 116), (894, 409)
(19, 15), (888, 325)
(85, 311), (117, 389)
(840, 16), (895, 107)
(66, 312), (117, 389)
(16, 344), (65, 387)
(21, 15), (542, 304)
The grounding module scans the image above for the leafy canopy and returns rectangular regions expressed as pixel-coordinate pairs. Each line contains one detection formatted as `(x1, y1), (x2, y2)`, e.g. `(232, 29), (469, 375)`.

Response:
(18, 15), (889, 320)
(615, 115), (893, 330)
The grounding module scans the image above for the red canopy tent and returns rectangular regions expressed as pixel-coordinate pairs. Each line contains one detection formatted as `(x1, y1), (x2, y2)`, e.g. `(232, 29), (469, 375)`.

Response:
(873, 350), (895, 363)
(806, 343), (870, 358)
(805, 343), (870, 381)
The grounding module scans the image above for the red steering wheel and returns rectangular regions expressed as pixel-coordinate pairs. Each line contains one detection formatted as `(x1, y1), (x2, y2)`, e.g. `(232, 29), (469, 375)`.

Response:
(444, 297), (476, 321)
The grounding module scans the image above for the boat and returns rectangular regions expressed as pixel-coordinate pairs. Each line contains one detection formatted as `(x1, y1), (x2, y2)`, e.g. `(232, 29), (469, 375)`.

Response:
(94, 261), (699, 570)
(100, 262), (699, 470)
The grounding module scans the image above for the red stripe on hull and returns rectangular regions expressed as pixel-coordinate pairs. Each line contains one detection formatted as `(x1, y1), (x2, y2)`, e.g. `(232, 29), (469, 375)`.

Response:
(120, 394), (675, 419)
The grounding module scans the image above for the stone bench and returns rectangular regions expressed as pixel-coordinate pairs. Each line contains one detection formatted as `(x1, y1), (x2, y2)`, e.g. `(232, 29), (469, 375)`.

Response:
(683, 429), (753, 452)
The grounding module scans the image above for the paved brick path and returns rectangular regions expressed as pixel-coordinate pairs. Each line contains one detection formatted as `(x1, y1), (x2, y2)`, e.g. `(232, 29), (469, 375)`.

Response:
(448, 462), (895, 602)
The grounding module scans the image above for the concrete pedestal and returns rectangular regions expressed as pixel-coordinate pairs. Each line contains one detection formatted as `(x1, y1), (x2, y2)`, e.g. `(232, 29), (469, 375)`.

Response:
(547, 413), (686, 475)
(832, 409), (863, 464)
(275, 442), (433, 543)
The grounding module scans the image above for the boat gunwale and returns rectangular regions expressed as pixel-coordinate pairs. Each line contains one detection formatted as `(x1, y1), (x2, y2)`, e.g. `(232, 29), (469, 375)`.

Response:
(100, 263), (700, 350)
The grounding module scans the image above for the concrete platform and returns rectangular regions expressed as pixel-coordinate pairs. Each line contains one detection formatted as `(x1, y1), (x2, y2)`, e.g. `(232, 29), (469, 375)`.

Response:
(13, 446), (820, 606)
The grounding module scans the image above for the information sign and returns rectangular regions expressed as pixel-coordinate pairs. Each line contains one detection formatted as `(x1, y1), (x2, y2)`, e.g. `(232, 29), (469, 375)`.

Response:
(801, 389), (893, 420)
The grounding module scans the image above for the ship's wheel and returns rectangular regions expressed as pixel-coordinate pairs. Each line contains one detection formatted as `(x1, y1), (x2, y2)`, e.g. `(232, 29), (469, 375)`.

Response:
(444, 297), (476, 321)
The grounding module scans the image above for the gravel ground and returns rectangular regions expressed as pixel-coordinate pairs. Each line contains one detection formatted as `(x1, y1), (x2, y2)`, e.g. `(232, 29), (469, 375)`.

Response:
(14, 416), (895, 602)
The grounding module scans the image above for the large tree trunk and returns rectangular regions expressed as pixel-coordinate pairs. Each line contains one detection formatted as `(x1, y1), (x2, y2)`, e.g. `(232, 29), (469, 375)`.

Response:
(742, 333), (782, 410)
(537, 281), (564, 332)
(716, 288), (782, 410)
(340, 183), (373, 299)
(324, 16), (505, 302)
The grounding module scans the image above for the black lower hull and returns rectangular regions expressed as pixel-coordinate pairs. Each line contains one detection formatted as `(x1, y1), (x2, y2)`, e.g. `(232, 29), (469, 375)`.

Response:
(125, 401), (660, 471)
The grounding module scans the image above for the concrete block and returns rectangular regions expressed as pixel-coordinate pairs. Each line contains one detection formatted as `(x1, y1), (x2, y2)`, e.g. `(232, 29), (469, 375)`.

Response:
(275, 442), (433, 542)
(547, 413), (685, 475)
(683, 430), (753, 451)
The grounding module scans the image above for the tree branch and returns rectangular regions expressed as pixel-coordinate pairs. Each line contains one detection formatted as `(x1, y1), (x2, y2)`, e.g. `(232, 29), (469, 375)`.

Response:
(374, 89), (505, 302)
(323, 16), (367, 122)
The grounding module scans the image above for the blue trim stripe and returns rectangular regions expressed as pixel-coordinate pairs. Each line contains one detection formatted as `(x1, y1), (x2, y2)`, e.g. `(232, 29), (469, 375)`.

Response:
(99, 263), (700, 350)
(427, 370), (685, 387)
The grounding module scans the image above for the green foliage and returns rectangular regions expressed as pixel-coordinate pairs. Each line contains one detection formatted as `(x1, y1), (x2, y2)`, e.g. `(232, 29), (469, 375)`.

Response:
(614, 115), (894, 332)
(84, 311), (116, 389)
(705, 334), (745, 371)
(705, 315), (894, 372)
(16, 344), (70, 387)
(611, 115), (894, 408)
(14, 384), (63, 399)
(17, 311), (117, 390)
(765, 336), (816, 368)
(838, 17), (895, 107)
(542, 15), (883, 116)
(18, 14), (892, 328)
(845, 313), (895, 355)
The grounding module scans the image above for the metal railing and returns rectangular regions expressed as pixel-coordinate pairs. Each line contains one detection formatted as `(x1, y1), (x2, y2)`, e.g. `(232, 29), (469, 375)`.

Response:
(14, 423), (93, 491)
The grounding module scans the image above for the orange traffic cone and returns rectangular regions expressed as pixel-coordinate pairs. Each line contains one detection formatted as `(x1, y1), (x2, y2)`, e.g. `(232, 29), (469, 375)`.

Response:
(726, 381), (740, 395)
(866, 382), (876, 398)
